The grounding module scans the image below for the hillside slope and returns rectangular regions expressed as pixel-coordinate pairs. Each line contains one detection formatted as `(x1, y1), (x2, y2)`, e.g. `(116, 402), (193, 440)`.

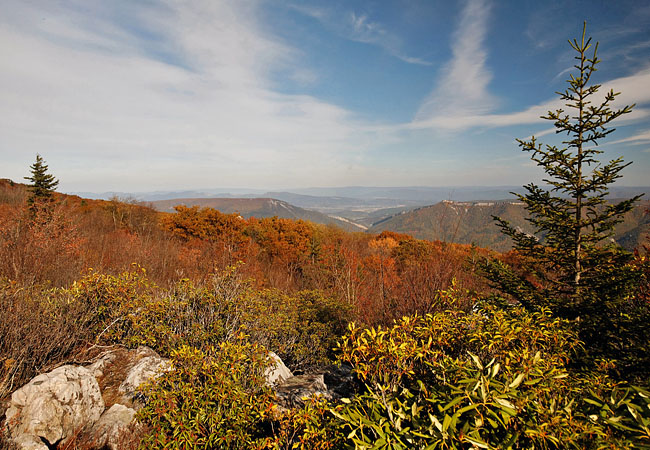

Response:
(151, 197), (366, 232)
(369, 200), (649, 252)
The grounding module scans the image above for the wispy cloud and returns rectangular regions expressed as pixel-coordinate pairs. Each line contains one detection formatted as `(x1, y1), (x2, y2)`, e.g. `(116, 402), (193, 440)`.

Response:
(608, 129), (650, 146)
(287, 3), (430, 66)
(551, 66), (574, 83)
(409, 54), (650, 131)
(285, 3), (328, 20)
(1, 0), (647, 190)
(414, 0), (495, 121)
(522, 128), (557, 141)
(524, 11), (567, 51)
(346, 11), (430, 65)
(0, 0), (376, 191)
(348, 11), (388, 47)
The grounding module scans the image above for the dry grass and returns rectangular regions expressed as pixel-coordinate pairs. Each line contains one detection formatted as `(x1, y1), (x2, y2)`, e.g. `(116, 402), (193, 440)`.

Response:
(0, 282), (100, 399)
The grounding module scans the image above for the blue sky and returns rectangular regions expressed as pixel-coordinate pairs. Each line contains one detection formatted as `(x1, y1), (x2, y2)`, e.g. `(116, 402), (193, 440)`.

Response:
(1, 0), (649, 192)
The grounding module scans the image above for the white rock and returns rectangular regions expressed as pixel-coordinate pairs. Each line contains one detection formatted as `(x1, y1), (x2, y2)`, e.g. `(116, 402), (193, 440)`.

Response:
(265, 352), (293, 386)
(5, 365), (104, 448)
(86, 351), (117, 379)
(88, 403), (137, 450)
(118, 355), (171, 401)
(9, 434), (49, 450)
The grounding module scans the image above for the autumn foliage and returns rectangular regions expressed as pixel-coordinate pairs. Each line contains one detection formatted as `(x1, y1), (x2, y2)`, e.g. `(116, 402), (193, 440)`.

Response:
(0, 179), (491, 325)
(1, 177), (648, 449)
(0, 179), (489, 399)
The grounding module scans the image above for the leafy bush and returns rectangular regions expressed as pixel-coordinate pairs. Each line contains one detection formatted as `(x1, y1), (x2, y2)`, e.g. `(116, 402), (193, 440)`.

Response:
(252, 290), (351, 371)
(68, 265), (156, 342)
(0, 280), (93, 398)
(137, 340), (275, 449)
(0, 266), (159, 398)
(71, 265), (260, 355)
(265, 397), (344, 450)
(332, 305), (650, 449)
(138, 346), (350, 450)
(67, 265), (349, 372)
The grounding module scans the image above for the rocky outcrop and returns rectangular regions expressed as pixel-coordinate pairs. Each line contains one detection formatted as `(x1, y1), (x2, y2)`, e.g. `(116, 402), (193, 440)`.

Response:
(275, 363), (356, 408)
(3, 347), (170, 450)
(88, 346), (170, 409)
(275, 373), (330, 407)
(323, 363), (356, 398)
(4, 365), (105, 449)
(84, 403), (137, 450)
(118, 352), (171, 407)
(2, 347), (355, 449)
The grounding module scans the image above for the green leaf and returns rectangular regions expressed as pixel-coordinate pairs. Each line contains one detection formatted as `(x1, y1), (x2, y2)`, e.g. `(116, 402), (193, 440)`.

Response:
(464, 436), (490, 449)
(494, 398), (516, 410)
(508, 373), (525, 389)
(442, 414), (452, 432)
(468, 352), (483, 370)
(442, 396), (465, 411)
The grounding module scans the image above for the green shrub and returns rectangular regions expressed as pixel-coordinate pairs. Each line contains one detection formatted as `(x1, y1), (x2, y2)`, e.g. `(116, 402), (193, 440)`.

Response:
(252, 290), (351, 371)
(68, 265), (156, 345)
(265, 396), (344, 450)
(66, 265), (349, 371)
(137, 340), (275, 449)
(583, 383), (650, 445)
(332, 305), (650, 449)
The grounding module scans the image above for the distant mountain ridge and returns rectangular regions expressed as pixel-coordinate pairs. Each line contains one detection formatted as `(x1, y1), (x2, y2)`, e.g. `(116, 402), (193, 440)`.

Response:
(150, 197), (367, 232)
(8, 177), (649, 250)
(71, 185), (650, 211)
(368, 199), (649, 252)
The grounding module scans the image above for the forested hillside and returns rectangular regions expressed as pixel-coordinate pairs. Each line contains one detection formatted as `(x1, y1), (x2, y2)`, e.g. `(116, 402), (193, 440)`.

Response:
(151, 197), (365, 231)
(370, 199), (649, 251)
(1, 167), (648, 448)
(0, 178), (489, 320)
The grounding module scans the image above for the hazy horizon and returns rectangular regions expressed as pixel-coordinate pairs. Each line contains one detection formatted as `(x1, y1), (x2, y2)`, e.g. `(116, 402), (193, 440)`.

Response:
(62, 184), (650, 205)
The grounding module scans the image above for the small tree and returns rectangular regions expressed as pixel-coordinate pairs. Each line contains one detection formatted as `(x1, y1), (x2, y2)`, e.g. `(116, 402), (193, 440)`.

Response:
(483, 24), (648, 378)
(25, 154), (59, 204)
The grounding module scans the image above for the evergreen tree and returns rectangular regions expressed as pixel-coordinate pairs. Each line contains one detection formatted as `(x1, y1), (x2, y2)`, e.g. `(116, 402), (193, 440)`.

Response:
(25, 154), (59, 204)
(483, 24), (648, 377)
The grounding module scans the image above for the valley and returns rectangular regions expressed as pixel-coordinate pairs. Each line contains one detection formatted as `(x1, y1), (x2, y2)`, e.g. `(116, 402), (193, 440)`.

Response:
(147, 193), (649, 252)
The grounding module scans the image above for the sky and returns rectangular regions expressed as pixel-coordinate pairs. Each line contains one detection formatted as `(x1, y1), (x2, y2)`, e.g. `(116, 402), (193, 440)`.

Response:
(1, 0), (649, 193)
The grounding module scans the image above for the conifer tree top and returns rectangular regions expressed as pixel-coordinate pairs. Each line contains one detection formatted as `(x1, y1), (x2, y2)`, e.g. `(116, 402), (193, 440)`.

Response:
(487, 23), (641, 310)
(25, 154), (59, 201)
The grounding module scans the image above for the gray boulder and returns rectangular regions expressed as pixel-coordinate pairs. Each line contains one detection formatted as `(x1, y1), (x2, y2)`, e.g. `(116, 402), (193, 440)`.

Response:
(84, 403), (137, 450)
(275, 363), (356, 409)
(2, 346), (170, 449)
(118, 353), (171, 407)
(275, 373), (331, 408)
(5, 365), (104, 448)
(88, 346), (170, 409)
(265, 352), (293, 387)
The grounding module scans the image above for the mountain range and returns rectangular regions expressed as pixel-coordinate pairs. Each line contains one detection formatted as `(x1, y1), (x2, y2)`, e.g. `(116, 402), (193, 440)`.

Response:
(72, 186), (650, 207)
(368, 199), (649, 252)
(150, 197), (367, 232)
(56, 185), (650, 252)
(149, 195), (648, 252)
